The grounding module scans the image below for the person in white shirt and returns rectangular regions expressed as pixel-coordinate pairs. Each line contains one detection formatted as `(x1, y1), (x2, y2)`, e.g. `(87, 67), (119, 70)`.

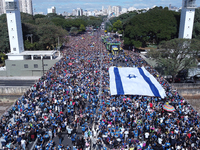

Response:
(158, 137), (162, 145)
(145, 132), (149, 139)
(21, 139), (26, 150)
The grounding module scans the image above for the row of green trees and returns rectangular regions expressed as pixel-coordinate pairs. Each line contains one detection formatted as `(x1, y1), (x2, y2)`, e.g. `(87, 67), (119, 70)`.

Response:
(124, 8), (180, 47)
(0, 13), (104, 52)
(107, 7), (180, 47)
(108, 7), (200, 48)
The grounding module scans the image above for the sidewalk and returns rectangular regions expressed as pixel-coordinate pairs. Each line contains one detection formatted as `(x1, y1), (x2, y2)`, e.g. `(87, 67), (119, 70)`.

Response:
(0, 76), (41, 80)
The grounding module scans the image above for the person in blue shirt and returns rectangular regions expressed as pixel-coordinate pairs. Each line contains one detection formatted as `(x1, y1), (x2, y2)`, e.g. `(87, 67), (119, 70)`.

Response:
(133, 130), (138, 139)
(165, 140), (171, 148)
(71, 133), (76, 145)
(58, 144), (64, 150)
(81, 125), (86, 133)
(16, 135), (22, 146)
(44, 132), (49, 143)
(66, 145), (71, 150)
(57, 131), (62, 144)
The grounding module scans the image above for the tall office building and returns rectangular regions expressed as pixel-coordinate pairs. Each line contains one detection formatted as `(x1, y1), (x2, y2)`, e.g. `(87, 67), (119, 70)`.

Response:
(18, 0), (33, 15)
(77, 8), (83, 16)
(179, 0), (196, 39)
(0, 0), (33, 15)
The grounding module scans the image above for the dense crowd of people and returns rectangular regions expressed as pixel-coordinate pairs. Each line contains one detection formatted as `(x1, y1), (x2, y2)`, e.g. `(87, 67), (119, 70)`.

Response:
(0, 31), (200, 150)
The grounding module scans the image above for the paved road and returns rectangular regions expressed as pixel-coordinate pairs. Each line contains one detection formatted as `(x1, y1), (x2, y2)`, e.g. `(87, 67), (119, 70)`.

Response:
(0, 80), (36, 86)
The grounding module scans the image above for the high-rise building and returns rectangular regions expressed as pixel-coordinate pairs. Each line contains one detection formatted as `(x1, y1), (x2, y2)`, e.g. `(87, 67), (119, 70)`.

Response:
(47, 6), (56, 14)
(72, 9), (77, 16)
(18, 0), (33, 15)
(179, 0), (196, 39)
(116, 6), (121, 16)
(0, 0), (6, 15)
(102, 6), (104, 12)
(112, 6), (116, 14)
(108, 5), (112, 16)
(77, 8), (83, 16)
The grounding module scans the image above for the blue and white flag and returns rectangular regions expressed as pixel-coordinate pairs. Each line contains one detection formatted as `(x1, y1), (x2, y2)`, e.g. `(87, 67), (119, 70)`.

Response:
(109, 67), (166, 98)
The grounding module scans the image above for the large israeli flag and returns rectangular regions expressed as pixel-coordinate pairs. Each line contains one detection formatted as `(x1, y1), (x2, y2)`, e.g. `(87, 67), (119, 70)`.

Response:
(109, 67), (166, 98)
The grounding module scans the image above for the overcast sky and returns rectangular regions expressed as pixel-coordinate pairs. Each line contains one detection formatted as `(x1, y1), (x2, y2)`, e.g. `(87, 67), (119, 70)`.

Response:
(32, 0), (200, 14)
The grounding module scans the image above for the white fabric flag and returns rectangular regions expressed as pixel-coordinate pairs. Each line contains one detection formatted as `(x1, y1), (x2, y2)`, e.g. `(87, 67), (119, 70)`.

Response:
(109, 67), (166, 98)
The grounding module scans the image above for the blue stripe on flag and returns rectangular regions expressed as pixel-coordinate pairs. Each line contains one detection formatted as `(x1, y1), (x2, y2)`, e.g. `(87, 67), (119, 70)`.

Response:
(138, 68), (161, 97)
(114, 67), (124, 95)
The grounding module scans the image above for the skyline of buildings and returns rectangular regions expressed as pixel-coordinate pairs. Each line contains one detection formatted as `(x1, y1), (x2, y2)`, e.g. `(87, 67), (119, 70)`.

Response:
(59, 4), (181, 17)
(59, 5), (154, 17)
(40, 4), (186, 17)
(0, 0), (199, 17)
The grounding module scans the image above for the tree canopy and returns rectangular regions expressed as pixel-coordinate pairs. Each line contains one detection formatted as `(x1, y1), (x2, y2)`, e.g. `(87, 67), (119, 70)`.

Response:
(70, 27), (78, 36)
(112, 20), (123, 34)
(0, 12), (104, 52)
(148, 38), (200, 81)
(193, 8), (200, 40)
(123, 8), (180, 47)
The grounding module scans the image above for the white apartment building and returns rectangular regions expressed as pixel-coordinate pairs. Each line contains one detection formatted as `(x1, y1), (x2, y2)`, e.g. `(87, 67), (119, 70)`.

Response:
(115, 6), (121, 16)
(83, 10), (93, 16)
(128, 7), (136, 12)
(72, 9), (77, 16)
(108, 5), (112, 16)
(18, 0), (33, 15)
(0, 0), (33, 15)
(62, 11), (68, 16)
(0, 0), (6, 15)
(121, 8), (128, 14)
(34, 12), (44, 15)
(47, 6), (56, 14)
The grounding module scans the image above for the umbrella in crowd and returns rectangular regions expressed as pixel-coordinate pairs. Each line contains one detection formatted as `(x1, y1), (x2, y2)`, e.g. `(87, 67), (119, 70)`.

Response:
(163, 103), (176, 112)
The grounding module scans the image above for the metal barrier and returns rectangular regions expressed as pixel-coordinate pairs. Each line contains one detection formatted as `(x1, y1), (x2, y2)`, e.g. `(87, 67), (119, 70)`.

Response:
(30, 138), (38, 150)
